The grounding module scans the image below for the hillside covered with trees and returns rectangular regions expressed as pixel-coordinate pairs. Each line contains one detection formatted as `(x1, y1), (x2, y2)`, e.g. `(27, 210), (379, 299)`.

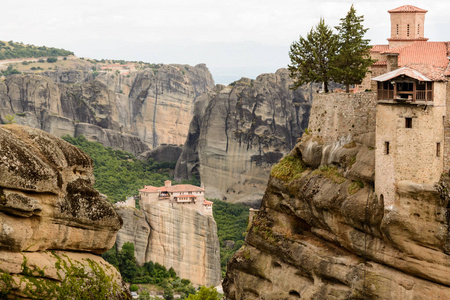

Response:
(62, 135), (176, 203)
(0, 40), (73, 60)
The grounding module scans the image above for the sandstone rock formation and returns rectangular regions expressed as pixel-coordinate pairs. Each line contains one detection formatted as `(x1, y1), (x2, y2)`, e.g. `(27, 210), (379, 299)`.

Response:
(175, 69), (314, 206)
(115, 203), (221, 287)
(0, 64), (214, 156)
(138, 144), (183, 163)
(0, 124), (129, 299)
(223, 93), (450, 299)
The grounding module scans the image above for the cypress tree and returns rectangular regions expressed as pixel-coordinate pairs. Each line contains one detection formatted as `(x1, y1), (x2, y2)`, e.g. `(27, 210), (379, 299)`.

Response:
(332, 5), (374, 92)
(288, 18), (338, 93)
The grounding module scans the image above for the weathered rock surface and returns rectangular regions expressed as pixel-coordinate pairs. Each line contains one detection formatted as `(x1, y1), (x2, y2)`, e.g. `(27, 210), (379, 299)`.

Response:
(175, 69), (314, 206)
(115, 207), (150, 266)
(115, 204), (221, 287)
(223, 93), (450, 299)
(0, 124), (129, 299)
(138, 144), (183, 163)
(0, 64), (214, 156)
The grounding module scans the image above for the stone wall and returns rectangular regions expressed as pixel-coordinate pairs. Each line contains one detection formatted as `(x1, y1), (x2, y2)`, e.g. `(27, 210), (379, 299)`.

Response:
(307, 92), (377, 145)
(444, 81), (450, 173)
(375, 82), (447, 207)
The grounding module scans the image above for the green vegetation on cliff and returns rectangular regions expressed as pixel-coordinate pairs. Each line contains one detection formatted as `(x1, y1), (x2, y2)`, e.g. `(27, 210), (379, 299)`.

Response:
(0, 40), (73, 60)
(270, 155), (305, 182)
(211, 200), (249, 277)
(0, 252), (126, 299)
(62, 135), (175, 203)
(103, 242), (197, 299)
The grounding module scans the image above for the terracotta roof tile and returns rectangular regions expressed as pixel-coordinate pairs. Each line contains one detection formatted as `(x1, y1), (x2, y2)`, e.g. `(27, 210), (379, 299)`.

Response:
(388, 5), (428, 13)
(404, 64), (447, 81)
(139, 184), (205, 193)
(371, 45), (389, 52)
(382, 41), (449, 68)
(203, 200), (213, 205)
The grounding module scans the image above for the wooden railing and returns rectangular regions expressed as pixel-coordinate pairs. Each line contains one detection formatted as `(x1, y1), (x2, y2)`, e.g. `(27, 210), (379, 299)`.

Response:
(377, 89), (433, 101)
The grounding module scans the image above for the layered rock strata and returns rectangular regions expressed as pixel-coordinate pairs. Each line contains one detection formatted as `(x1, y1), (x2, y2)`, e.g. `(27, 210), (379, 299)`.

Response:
(223, 92), (450, 299)
(115, 203), (221, 287)
(0, 64), (214, 155)
(0, 124), (129, 299)
(175, 69), (313, 206)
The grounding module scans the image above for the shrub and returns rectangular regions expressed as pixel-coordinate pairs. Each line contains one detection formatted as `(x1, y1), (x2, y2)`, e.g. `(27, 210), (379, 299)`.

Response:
(270, 155), (305, 182)
(46, 57), (57, 63)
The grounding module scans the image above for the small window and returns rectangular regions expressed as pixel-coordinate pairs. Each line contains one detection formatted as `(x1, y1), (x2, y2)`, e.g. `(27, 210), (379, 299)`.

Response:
(437, 143), (441, 157)
(407, 24), (410, 37)
(385, 142), (390, 155)
(405, 118), (412, 128)
(396, 24), (399, 35)
(417, 24), (420, 35)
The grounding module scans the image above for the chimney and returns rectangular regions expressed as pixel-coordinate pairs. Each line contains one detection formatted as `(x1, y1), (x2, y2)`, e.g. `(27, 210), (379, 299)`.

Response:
(165, 180), (172, 187)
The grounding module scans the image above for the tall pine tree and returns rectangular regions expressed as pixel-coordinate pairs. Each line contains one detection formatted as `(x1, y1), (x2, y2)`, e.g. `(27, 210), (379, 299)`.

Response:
(288, 18), (338, 93)
(332, 5), (374, 92)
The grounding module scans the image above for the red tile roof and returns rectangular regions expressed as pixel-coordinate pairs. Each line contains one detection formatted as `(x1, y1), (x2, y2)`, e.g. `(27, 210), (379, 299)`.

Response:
(371, 45), (389, 53)
(175, 195), (198, 198)
(388, 5), (428, 13)
(382, 41), (449, 68)
(139, 184), (205, 193)
(203, 200), (213, 205)
(404, 64), (447, 81)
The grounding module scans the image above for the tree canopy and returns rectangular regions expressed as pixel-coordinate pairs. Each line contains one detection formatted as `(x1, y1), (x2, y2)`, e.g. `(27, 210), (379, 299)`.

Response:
(288, 5), (373, 93)
(288, 18), (337, 93)
(62, 135), (199, 203)
(332, 5), (374, 92)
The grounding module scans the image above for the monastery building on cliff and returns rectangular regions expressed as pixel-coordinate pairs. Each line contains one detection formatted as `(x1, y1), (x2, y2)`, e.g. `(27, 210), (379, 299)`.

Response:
(365, 5), (450, 207)
(139, 180), (213, 216)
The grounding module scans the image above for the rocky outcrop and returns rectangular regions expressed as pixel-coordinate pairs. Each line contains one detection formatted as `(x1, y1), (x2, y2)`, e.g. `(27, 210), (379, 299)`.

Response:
(223, 93), (450, 299)
(0, 64), (214, 155)
(0, 124), (129, 299)
(175, 69), (313, 206)
(115, 203), (221, 287)
(138, 144), (183, 163)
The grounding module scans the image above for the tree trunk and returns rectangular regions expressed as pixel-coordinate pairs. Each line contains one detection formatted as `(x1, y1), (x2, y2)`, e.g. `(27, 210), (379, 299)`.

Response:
(346, 84), (350, 93)
(324, 82), (329, 93)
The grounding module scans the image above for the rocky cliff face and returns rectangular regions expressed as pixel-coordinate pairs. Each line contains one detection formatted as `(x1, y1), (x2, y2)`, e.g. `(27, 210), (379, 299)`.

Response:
(223, 93), (450, 299)
(0, 124), (129, 299)
(175, 69), (313, 206)
(0, 64), (214, 155)
(116, 203), (221, 287)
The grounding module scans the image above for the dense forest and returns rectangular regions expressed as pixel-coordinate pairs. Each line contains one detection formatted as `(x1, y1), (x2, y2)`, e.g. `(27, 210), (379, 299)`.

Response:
(62, 135), (184, 203)
(0, 40), (73, 60)
(212, 200), (249, 277)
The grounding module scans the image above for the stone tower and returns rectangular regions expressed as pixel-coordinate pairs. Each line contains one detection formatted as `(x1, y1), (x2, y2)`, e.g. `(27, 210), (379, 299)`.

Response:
(388, 5), (428, 48)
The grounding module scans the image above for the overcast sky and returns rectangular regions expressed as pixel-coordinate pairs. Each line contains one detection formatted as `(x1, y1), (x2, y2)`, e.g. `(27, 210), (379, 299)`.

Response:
(1, 0), (449, 84)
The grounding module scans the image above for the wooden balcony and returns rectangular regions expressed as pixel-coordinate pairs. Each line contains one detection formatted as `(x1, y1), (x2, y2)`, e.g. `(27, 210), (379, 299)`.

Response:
(377, 80), (433, 103)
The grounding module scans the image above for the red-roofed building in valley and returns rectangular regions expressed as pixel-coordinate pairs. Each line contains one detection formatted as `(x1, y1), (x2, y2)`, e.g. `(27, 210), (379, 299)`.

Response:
(139, 180), (213, 215)
(361, 5), (450, 208)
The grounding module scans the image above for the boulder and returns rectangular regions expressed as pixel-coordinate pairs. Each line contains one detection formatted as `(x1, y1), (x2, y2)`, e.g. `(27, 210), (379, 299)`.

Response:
(0, 125), (129, 299)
